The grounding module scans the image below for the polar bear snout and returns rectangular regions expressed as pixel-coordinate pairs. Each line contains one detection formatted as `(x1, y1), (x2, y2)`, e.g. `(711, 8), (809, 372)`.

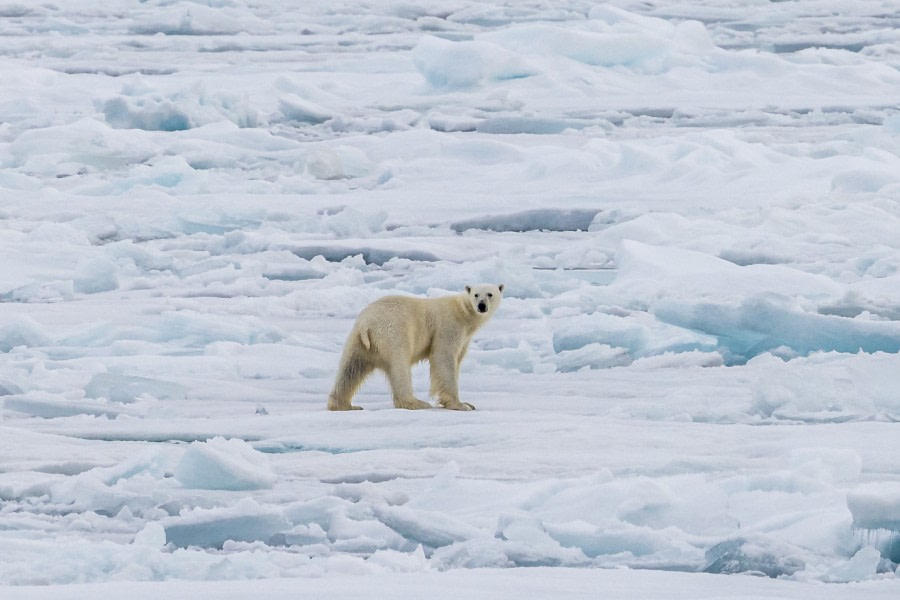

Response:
(477, 301), (488, 313)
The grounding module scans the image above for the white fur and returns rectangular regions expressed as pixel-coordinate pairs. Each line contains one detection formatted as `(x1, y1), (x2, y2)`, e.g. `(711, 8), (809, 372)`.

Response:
(327, 284), (504, 411)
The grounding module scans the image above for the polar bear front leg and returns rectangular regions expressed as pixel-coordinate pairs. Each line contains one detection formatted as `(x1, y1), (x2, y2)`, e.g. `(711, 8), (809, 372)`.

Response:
(430, 350), (474, 411)
(387, 364), (432, 410)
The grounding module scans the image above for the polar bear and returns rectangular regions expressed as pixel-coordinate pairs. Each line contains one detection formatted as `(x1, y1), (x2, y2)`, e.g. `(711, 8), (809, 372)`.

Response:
(327, 284), (504, 411)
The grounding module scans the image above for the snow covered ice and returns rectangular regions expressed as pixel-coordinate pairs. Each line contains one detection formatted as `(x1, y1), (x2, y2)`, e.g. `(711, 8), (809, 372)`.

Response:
(2, 1), (900, 598)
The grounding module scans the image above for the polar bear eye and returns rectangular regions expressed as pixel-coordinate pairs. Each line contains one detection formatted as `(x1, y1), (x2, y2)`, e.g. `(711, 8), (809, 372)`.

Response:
(474, 293), (480, 298)
(487, 293), (493, 298)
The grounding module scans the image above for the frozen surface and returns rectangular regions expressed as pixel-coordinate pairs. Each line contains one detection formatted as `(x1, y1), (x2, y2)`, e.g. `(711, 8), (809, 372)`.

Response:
(2, 0), (900, 597)
(173, 437), (276, 491)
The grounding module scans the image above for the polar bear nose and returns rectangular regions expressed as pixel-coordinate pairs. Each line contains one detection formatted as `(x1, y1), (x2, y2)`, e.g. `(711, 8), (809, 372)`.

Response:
(477, 301), (488, 313)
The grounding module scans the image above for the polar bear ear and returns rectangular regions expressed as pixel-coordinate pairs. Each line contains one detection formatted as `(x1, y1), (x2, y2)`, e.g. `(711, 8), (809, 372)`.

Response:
(465, 285), (472, 294)
(498, 284), (505, 293)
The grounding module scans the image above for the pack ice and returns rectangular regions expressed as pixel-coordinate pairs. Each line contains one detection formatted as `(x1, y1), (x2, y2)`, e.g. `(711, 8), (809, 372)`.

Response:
(1, 0), (900, 598)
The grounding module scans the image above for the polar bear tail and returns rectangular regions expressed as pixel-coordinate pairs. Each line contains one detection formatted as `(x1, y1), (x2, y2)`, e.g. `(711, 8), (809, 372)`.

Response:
(359, 328), (372, 351)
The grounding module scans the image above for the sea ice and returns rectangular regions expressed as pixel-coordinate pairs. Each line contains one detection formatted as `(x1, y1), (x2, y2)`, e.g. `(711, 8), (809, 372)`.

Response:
(163, 499), (290, 549)
(848, 483), (900, 532)
(703, 537), (806, 578)
(2, 0), (900, 596)
(824, 547), (884, 583)
(174, 437), (277, 491)
(413, 35), (537, 90)
(84, 372), (186, 404)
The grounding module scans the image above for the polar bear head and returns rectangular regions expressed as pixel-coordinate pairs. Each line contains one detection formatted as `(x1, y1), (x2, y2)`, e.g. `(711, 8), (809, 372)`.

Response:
(464, 283), (504, 316)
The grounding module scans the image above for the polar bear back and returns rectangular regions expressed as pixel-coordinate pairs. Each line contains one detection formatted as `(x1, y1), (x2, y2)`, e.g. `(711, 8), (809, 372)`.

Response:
(354, 294), (472, 363)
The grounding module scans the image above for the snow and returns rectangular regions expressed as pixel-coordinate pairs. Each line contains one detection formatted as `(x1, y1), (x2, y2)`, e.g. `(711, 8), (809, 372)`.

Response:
(2, 0), (900, 598)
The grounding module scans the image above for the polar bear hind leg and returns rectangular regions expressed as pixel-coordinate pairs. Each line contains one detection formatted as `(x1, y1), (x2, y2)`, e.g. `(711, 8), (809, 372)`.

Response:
(327, 346), (370, 411)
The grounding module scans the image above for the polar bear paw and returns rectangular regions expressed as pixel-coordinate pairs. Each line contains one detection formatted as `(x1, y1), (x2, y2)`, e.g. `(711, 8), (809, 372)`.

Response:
(328, 403), (363, 411)
(440, 399), (475, 411)
(395, 397), (433, 410)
